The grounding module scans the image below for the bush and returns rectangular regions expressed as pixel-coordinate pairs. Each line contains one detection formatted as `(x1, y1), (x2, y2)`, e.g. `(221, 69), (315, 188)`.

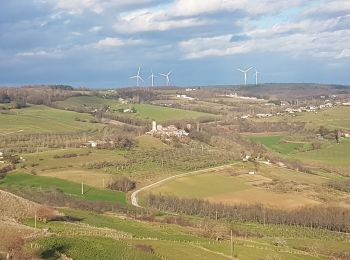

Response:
(108, 177), (136, 192)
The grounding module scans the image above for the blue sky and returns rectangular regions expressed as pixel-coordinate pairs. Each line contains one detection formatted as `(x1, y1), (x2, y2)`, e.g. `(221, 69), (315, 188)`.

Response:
(0, 0), (349, 87)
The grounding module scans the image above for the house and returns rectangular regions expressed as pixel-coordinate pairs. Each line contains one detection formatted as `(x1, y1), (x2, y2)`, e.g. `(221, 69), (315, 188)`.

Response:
(176, 94), (195, 101)
(242, 155), (251, 162)
(147, 121), (189, 138)
(256, 113), (273, 118)
(88, 141), (98, 148)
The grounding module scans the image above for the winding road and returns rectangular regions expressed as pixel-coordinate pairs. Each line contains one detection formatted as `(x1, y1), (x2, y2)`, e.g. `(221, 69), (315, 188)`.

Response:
(131, 163), (238, 208)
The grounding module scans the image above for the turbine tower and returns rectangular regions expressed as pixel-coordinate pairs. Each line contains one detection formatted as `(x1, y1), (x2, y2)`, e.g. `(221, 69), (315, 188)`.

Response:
(148, 69), (157, 87)
(237, 67), (253, 85)
(254, 69), (260, 85)
(130, 67), (144, 87)
(159, 70), (172, 86)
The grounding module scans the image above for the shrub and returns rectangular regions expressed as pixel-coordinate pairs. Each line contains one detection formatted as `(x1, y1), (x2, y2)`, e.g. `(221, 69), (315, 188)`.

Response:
(108, 177), (136, 192)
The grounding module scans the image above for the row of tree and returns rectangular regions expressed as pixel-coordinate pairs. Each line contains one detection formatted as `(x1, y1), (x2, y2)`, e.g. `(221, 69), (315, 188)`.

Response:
(147, 194), (350, 233)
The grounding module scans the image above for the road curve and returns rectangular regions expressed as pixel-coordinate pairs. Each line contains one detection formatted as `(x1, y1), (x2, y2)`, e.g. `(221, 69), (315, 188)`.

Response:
(130, 163), (238, 208)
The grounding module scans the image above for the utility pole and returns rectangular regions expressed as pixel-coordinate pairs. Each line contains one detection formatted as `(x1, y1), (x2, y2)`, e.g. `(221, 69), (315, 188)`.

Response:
(81, 181), (84, 195)
(231, 229), (234, 260)
(34, 213), (37, 229)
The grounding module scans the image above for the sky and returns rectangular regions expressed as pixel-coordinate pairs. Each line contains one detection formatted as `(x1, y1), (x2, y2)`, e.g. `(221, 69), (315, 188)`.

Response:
(0, 0), (349, 87)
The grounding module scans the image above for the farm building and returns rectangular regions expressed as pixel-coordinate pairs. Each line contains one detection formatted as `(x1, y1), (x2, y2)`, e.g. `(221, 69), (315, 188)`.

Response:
(147, 121), (189, 138)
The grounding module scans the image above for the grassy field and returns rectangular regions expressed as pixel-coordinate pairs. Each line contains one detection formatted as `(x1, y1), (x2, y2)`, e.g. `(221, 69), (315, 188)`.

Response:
(0, 173), (126, 204)
(22, 208), (348, 259)
(31, 236), (158, 260)
(249, 135), (309, 154)
(0, 105), (100, 134)
(294, 106), (350, 130)
(140, 163), (331, 209)
(136, 135), (169, 150)
(255, 106), (350, 130)
(130, 104), (211, 123)
(292, 138), (350, 165)
(54, 96), (116, 110)
(55, 96), (214, 123)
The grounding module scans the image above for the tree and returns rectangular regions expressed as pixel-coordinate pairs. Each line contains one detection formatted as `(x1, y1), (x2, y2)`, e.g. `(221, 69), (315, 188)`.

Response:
(108, 177), (136, 192)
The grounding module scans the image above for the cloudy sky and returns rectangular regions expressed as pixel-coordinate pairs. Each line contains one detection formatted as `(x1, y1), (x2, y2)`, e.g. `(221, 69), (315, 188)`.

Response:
(0, 0), (349, 87)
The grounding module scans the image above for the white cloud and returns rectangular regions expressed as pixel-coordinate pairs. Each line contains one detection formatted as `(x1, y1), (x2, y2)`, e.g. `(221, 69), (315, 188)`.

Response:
(89, 26), (103, 33)
(52, 0), (161, 15)
(55, 0), (103, 15)
(303, 0), (350, 17)
(114, 9), (209, 33)
(95, 37), (144, 49)
(16, 50), (62, 59)
(172, 0), (303, 17)
(179, 35), (252, 59)
(337, 49), (350, 59)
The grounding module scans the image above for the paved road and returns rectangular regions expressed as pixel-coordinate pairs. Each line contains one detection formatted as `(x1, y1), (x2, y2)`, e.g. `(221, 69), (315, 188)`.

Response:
(130, 163), (238, 208)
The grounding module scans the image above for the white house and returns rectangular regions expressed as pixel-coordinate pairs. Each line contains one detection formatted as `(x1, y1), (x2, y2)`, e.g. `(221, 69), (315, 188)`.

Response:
(88, 141), (97, 148)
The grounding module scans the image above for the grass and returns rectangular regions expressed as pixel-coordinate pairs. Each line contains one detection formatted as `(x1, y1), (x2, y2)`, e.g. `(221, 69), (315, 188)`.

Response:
(59, 208), (205, 242)
(31, 236), (159, 260)
(54, 96), (214, 123)
(130, 104), (211, 123)
(22, 148), (125, 172)
(0, 105), (100, 134)
(250, 135), (307, 154)
(141, 163), (324, 209)
(292, 138), (350, 166)
(255, 106), (350, 130)
(0, 173), (126, 204)
(294, 106), (350, 130)
(136, 135), (169, 150)
(24, 208), (343, 260)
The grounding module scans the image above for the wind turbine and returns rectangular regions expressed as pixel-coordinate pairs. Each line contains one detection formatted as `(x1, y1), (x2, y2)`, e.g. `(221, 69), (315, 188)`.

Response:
(237, 67), (253, 85)
(159, 70), (172, 86)
(148, 69), (157, 87)
(130, 67), (144, 87)
(254, 69), (260, 85)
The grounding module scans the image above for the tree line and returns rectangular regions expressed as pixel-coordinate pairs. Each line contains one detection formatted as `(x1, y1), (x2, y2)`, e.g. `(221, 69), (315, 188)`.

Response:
(147, 194), (350, 233)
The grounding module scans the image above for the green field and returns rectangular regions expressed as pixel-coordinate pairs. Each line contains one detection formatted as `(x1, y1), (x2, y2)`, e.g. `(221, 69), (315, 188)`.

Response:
(292, 138), (350, 166)
(130, 104), (211, 123)
(24, 208), (343, 260)
(256, 106), (350, 130)
(0, 173), (126, 204)
(32, 236), (158, 260)
(54, 96), (116, 109)
(141, 163), (328, 209)
(55, 96), (214, 123)
(0, 105), (100, 134)
(249, 135), (308, 154)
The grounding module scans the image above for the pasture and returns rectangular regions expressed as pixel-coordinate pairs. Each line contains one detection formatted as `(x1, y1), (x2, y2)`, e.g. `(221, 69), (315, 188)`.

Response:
(0, 173), (126, 204)
(131, 104), (211, 123)
(54, 96), (214, 123)
(249, 135), (309, 154)
(256, 106), (350, 130)
(0, 105), (100, 134)
(141, 163), (329, 209)
(54, 96), (116, 109)
(24, 208), (345, 260)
